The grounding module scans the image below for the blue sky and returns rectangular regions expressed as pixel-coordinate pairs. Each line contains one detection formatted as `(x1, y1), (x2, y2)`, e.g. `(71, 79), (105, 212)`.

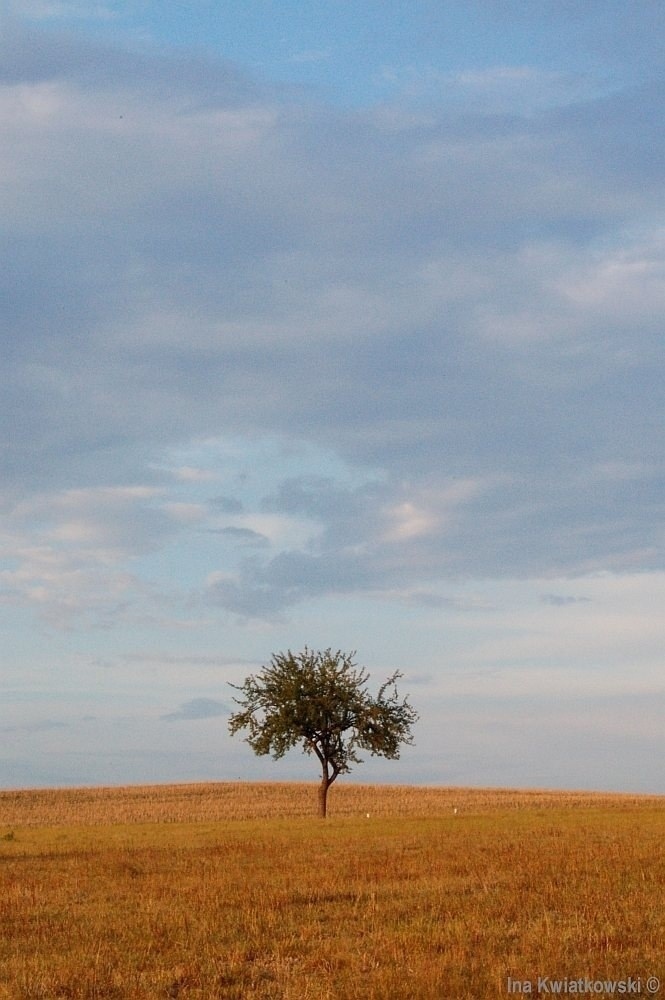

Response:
(1, 1), (664, 792)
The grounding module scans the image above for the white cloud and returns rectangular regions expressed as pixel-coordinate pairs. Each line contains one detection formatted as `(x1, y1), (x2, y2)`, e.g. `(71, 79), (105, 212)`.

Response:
(161, 697), (228, 721)
(0, 485), (180, 624)
(288, 48), (331, 66)
(169, 466), (218, 483)
(383, 501), (437, 542)
(162, 502), (207, 524)
(377, 62), (610, 114)
(7, 1), (120, 20)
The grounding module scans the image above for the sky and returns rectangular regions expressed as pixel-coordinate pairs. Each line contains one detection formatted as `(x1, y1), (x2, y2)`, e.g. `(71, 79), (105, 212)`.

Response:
(1, 1), (664, 793)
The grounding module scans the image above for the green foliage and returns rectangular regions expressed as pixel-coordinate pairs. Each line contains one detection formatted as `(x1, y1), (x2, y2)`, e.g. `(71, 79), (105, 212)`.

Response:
(228, 648), (418, 806)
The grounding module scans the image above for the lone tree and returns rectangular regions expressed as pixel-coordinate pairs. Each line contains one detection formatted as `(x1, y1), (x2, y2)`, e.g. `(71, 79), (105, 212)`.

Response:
(228, 647), (418, 818)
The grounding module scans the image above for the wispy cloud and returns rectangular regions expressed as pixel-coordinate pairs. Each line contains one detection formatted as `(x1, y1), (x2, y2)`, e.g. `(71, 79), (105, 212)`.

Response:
(541, 594), (592, 607)
(161, 698), (228, 722)
(288, 48), (331, 65)
(0, 718), (69, 735)
(7, 1), (121, 20)
(206, 527), (270, 548)
(376, 63), (612, 114)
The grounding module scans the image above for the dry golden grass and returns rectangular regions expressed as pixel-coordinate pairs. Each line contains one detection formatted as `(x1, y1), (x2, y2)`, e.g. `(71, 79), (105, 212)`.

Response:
(0, 782), (663, 999)
(1, 780), (660, 826)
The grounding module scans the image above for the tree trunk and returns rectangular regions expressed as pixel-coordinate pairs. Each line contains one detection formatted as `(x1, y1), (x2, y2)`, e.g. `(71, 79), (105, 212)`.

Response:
(318, 760), (340, 818)
(315, 756), (340, 819)
(318, 776), (329, 819)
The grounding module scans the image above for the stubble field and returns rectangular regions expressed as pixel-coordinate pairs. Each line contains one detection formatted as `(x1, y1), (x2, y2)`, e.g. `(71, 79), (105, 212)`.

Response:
(0, 782), (663, 999)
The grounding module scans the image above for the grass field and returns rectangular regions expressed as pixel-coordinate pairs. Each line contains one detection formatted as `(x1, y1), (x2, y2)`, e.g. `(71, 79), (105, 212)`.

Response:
(0, 782), (663, 999)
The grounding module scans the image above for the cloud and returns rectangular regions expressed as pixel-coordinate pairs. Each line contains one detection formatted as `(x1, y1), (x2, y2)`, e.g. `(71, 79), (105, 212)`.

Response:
(208, 496), (245, 514)
(204, 476), (490, 618)
(0, 718), (69, 735)
(169, 466), (218, 483)
(6, 1), (120, 20)
(288, 49), (331, 66)
(378, 63), (608, 115)
(161, 698), (228, 722)
(207, 527), (270, 548)
(462, 1), (665, 81)
(1, 19), (664, 627)
(0, 485), (183, 624)
(541, 594), (592, 607)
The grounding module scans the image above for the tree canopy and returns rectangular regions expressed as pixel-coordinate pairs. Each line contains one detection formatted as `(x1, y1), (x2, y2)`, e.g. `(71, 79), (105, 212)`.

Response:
(228, 647), (418, 817)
